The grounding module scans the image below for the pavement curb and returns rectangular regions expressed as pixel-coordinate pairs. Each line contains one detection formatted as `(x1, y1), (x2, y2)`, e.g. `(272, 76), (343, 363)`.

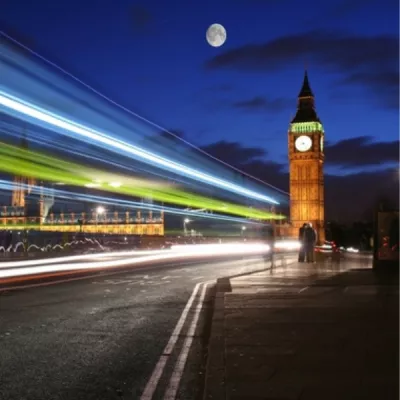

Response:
(202, 284), (227, 400)
(202, 256), (294, 400)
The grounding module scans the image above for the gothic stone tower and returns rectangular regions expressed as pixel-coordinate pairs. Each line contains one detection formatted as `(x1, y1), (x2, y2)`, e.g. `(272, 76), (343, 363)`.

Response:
(11, 133), (36, 207)
(288, 71), (325, 244)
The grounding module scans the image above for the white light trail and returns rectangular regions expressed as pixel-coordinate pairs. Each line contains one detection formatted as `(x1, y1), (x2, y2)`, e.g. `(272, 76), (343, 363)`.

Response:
(0, 92), (279, 204)
(0, 249), (168, 269)
(1, 31), (288, 197)
(170, 242), (270, 253)
(0, 243), (270, 279)
(274, 240), (301, 250)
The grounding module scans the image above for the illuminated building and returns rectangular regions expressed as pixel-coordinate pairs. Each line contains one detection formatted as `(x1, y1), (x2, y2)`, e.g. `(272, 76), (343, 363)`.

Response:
(0, 204), (164, 235)
(11, 134), (36, 207)
(1, 139), (164, 236)
(288, 71), (325, 243)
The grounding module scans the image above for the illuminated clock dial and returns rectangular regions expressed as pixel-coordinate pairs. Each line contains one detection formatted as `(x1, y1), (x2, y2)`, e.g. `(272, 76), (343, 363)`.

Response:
(295, 135), (312, 152)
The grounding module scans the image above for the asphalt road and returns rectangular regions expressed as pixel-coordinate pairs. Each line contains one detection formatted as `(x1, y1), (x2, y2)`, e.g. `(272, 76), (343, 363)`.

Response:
(0, 254), (294, 400)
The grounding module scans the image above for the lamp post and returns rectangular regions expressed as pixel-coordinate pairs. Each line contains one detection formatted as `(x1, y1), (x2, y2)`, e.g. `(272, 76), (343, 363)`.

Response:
(183, 218), (190, 236)
(96, 206), (105, 224)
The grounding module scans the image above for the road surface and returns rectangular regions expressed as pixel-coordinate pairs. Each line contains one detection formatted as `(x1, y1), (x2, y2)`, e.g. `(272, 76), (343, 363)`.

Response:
(0, 254), (294, 400)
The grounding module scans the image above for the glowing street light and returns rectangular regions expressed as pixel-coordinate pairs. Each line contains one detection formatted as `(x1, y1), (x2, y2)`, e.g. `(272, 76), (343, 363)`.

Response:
(96, 206), (105, 214)
(183, 218), (191, 236)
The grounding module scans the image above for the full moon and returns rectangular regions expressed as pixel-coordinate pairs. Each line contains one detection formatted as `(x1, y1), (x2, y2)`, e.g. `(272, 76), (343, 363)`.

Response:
(206, 23), (227, 47)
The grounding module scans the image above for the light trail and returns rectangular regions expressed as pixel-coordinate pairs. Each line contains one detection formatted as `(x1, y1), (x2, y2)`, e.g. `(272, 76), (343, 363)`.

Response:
(0, 250), (168, 269)
(1, 31), (289, 197)
(274, 240), (301, 250)
(0, 243), (271, 279)
(0, 144), (283, 219)
(0, 91), (279, 205)
(0, 121), (200, 191)
(0, 179), (267, 224)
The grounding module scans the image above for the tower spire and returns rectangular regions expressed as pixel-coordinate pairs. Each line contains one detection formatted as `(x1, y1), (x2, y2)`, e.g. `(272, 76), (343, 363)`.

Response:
(298, 69), (313, 98)
(291, 70), (320, 124)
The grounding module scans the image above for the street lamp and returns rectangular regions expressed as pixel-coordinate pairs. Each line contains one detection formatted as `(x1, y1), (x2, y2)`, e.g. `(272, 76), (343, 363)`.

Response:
(183, 218), (191, 236)
(96, 206), (105, 224)
(96, 206), (105, 214)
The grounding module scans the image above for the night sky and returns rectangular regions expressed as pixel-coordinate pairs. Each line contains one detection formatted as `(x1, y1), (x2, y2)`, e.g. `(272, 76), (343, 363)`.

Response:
(2, 0), (399, 221)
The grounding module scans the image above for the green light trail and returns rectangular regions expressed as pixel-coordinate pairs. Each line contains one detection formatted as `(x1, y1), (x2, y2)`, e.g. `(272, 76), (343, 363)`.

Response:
(0, 142), (285, 220)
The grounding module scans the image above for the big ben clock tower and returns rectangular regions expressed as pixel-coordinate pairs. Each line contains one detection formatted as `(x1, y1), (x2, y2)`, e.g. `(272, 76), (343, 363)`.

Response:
(288, 71), (325, 244)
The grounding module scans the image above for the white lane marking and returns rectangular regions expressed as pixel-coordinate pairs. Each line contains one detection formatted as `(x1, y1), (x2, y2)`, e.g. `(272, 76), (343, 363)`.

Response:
(139, 283), (202, 400)
(163, 283), (209, 400)
(190, 276), (204, 281)
(162, 276), (170, 280)
(112, 280), (137, 285)
(299, 286), (309, 293)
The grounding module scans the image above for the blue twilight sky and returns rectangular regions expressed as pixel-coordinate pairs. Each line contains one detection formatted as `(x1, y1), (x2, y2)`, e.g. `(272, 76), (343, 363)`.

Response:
(1, 0), (399, 220)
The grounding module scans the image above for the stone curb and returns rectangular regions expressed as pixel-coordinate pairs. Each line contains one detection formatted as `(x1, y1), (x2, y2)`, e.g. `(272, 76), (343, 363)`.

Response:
(202, 256), (294, 400)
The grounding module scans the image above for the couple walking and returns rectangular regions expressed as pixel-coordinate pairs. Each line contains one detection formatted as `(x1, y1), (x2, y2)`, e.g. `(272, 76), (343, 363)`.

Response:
(298, 222), (317, 263)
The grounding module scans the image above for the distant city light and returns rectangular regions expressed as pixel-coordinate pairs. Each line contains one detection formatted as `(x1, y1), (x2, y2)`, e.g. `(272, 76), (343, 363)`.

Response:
(96, 206), (105, 214)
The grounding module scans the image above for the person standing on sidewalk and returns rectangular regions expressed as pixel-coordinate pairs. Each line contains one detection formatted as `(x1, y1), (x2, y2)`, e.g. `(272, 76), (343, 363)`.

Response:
(304, 223), (317, 263)
(262, 223), (275, 266)
(298, 223), (307, 262)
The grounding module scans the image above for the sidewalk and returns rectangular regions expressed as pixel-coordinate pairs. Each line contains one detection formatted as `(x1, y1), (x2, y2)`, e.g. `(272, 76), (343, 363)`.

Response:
(203, 257), (399, 400)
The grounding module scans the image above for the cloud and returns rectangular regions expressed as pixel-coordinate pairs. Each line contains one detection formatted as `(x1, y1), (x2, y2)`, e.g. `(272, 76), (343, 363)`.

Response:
(325, 136), (399, 168)
(324, 168), (399, 221)
(129, 5), (153, 32)
(205, 30), (399, 110)
(329, 0), (374, 16)
(158, 129), (186, 141)
(339, 72), (399, 109)
(1, 27), (36, 57)
(201, 140), (399, 221)
(330, 0), (397, 16)
(232, 96), (292, 113)
(202, 140), (266, 165)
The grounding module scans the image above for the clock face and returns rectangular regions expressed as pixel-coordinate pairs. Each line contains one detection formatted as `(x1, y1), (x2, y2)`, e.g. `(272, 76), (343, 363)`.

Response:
(295, 135), (312, 152)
